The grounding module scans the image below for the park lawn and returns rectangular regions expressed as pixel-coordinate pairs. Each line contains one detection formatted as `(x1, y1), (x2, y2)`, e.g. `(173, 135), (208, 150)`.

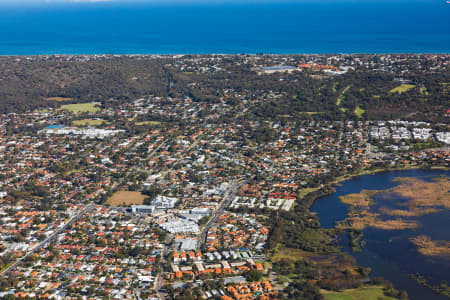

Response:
(389, 84), (416, 94)
(354, 106), (365, 118)
(135, 121), (162, 126)
(298, 187), (320, 199)
(322, 286), (397, 300)
(332, 82), (338, 93)
(72, 118), (109, 126)
(337, 85), (351, 106)
(419, 87), (429, 95)
(65, 169), (82, 176)
(61, 102), (100, 113)
(105, 191), (147, 207)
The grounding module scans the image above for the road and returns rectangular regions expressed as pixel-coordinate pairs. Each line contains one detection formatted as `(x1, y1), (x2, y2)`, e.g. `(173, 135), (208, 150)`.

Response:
(154, 234), (171, 300)
(0, 203), (96, 276)
(198, 179), (245, 252)
(148, 140), (167, 160)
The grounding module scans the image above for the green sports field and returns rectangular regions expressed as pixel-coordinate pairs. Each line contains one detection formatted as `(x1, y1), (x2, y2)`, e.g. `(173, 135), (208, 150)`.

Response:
(61, 102), (100, 113)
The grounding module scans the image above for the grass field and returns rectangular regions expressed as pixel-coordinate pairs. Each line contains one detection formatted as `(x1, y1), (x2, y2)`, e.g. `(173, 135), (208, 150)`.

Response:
(65, 169), (81, 176)
(332, 82), (338, 93)
(354, 106), (365, 118)
(322, 286), (397, 300)
(419, 87), (428, 95)
(61, 102), (100, 113)
(297, 187), (320, 199)
(337, 85), (351, 106)
(135, 121), (162, 126)
(272, 244), (359, 279)
(389, 84), (415, 94)
(272, 246), (307, 263)
(45, 97), (74, 102)
(72, 119), (109, 126)
(105, 191), (147, 206)
(35, 108), (50, 113)
(297, 112), (322, 116)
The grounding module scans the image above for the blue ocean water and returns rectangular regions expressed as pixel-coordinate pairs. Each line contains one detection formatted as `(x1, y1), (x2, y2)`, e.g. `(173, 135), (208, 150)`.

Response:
(0, 1), (449, 55)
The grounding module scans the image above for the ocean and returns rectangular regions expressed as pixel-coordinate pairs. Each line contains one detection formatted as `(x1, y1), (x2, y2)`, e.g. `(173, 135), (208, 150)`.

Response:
(0, 1), (449, 55)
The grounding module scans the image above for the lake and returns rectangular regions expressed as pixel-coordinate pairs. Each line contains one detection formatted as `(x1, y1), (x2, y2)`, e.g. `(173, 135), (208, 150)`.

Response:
(0, 1), (449, 55)
(311, 169), (450, 300)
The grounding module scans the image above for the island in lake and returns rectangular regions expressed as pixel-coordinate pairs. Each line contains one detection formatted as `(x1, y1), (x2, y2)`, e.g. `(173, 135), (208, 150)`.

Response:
(337, 176), (450, 232)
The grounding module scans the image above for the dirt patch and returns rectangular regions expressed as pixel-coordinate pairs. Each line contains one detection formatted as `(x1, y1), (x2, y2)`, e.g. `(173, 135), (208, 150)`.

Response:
(106, 191), (147, 206)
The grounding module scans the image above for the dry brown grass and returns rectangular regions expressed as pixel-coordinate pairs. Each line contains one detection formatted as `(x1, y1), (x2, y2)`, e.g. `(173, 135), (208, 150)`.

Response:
(105, 191), (147, 206)
(391, 177), (450, 208)
(379, 206), (442, 217)
(410, 235), (450, 258)
(339, 190), (378, 207)
(45, 97), (73, 102)
(338, 176), (449, 231)
(346, 212), (420, 230)
(369, 219), (420, 230)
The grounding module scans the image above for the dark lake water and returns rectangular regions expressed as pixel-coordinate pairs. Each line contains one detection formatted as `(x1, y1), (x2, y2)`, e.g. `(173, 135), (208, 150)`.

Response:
(311, 169), (450, 300)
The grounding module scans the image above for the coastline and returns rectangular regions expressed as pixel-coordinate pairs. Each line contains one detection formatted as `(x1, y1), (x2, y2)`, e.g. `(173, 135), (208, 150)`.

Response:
(1, 52), (450, 57)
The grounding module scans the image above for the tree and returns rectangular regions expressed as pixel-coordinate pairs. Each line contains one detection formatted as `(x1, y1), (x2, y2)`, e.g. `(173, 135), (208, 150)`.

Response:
(247, 269), (263, 282)
(142, 183), (162, 204)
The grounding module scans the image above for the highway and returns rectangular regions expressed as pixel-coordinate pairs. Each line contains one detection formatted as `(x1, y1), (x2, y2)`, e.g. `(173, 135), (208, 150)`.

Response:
(0, 203), (96, 276)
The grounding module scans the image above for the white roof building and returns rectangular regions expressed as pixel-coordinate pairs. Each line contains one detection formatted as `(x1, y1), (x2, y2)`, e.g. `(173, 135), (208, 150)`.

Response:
(151, 195), (178, 209)
(159, 219), (199, 234)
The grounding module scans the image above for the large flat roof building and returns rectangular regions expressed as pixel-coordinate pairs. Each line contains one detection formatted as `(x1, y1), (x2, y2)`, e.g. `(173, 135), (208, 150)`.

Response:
(151, 195), (178, 209)
(259, 66), (298, 74)
(131, 205), (155, 214)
